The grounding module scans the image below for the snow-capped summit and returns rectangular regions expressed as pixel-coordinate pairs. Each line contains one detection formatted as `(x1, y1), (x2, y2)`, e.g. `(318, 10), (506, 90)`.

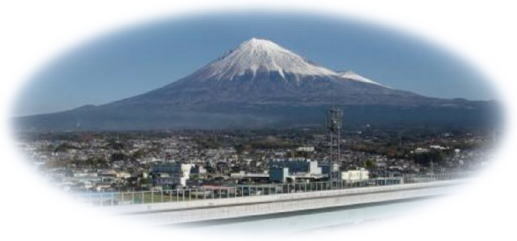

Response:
(201, 38), (336, 80)
(196, 38), (386, 87)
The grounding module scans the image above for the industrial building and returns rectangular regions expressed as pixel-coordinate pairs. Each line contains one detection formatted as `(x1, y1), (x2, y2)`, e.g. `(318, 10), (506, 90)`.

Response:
(269, 158), (327, 183)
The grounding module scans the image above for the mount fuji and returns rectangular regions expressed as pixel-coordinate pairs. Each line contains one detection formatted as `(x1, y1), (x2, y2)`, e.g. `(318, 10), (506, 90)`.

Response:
(17, 38), (497, 131)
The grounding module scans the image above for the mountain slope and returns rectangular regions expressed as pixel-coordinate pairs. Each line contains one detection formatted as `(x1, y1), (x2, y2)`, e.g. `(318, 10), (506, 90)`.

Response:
(16, 38), (498, 131)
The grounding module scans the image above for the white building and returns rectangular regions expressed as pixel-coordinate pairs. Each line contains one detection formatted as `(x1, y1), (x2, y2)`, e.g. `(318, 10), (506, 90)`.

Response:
(341, 168), (369, 182)
(296, 146), (315, 152)
(269, 158), (325, 183)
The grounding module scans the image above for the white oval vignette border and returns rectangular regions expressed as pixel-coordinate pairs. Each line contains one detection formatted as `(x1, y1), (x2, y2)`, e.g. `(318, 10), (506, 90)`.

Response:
(0, 1), (515, 241)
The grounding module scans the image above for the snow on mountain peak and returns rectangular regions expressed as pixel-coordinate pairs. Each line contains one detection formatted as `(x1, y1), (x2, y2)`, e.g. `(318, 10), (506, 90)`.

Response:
(239, 38), (286, 52)
(203, 38), (337, 80)
(193, 38), (386, 87)
(338, 71), (386, 87)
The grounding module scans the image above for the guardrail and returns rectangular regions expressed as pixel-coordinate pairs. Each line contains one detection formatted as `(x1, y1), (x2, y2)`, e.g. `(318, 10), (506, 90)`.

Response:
(74, 173), (467, 206)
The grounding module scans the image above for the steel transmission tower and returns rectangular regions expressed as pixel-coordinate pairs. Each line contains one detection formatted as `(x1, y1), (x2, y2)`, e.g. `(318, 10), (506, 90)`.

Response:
(327, 106), (343, 181)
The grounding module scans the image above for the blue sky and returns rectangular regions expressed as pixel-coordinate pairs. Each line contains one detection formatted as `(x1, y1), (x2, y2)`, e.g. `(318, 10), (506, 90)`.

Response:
(14, 12), (496, 116)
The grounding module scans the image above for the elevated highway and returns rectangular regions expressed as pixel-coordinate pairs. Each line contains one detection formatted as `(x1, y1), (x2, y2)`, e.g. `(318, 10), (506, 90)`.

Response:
(101, 179), (464, 225)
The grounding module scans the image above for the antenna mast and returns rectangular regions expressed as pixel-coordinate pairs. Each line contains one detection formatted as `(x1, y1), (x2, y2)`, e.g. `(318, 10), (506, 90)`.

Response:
(327, 106), (343, 182)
